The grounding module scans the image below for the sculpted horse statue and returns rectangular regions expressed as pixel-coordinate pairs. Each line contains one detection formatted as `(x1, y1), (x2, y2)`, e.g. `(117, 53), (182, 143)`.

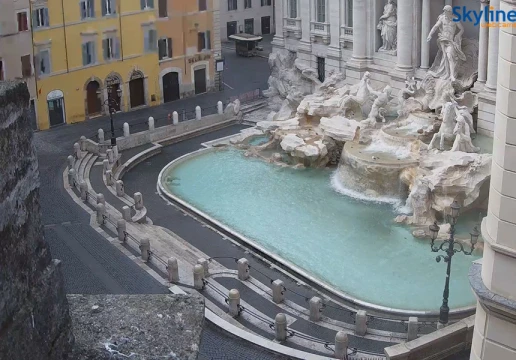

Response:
(428, 102), (456, 151)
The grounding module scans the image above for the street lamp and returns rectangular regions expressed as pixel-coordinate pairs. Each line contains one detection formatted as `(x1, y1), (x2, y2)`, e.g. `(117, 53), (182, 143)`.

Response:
(97, 86), (122, 146)
(429, 200), (479, 327)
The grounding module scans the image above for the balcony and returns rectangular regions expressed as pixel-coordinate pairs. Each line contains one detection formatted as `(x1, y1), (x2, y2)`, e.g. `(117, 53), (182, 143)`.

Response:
(310, 21), (330, 44)
(283, 17), (302, 39)
(340, 26), (353, 47)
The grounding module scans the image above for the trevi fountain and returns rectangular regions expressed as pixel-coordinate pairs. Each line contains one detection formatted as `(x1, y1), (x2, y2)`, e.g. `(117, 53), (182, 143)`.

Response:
(159, 8), (489, 313)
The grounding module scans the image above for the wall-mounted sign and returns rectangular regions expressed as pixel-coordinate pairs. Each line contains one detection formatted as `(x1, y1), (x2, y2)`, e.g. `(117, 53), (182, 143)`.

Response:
(130, 71), (144, 81)
(47, 89), (64, 101)
(216, 59), (224, 72)
(188, 54), (211, 64)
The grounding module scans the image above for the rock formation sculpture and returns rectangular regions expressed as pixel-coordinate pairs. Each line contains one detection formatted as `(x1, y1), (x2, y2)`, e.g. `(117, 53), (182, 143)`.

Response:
(377, 0), (397, 54)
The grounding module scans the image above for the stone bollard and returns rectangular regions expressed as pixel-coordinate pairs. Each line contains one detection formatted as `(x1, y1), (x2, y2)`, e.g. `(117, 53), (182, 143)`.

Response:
(96, 203), (106, 224)
(80, 136), (87, 151)
(407, 317), (418, 341)
(309, 296), (323, 322)
(98, 128), (105, 143)
(275, 313), (288, 342)
(355, 310), (367, 336)
(148, 116), (155, 131)
(271, 279), (285, 304)
(197, 258), (209, 277)
(122, 205), (132, 221)
(217, 101), (223, 114)
(117, 219), (126, 242)
(167, 257), (179, 283)
(140, 238), (150, 262)
(103, 159), (110, 175)
(68, 168), (76, 187)
(237, 258), (249, 281)
(437, 322), (445, 330)
(96, 193), (105, 205)
(334, 331), (349, 360)
(106, 170), (114, 186)
(193, 264), (205, 290)
(115, 180), (124, 197)
(123, 122), (130, 137)
(134, 192), (143, 210)
(172, 111), (179, 125)
(195, 106), (202, 120)
(67, 155), (75, 168)
(112, 145), (119, 159)
(73, 142), (82, 159)
(79, 181), (88, 201)
(228, 289), (241, 317)
(106, 148), (114, 164)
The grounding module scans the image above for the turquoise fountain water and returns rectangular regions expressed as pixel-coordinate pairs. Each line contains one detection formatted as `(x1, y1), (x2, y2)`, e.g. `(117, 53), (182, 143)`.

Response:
(164, 149), (482, 311)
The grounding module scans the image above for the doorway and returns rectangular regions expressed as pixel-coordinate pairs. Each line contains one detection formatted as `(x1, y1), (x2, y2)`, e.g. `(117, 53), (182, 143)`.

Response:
(261, 16), (271, 35)
(86, 80), (102, 116)
(163, 72), (180, 103)
(317, 56), (325, 82)
(227, 21), (237, 38)
(129, 77), (145, 108)
(194, 68), (207, 95)
(47, 90), (66, 127)
(245, 18), (254, 34)
(30, 99), (38, 130)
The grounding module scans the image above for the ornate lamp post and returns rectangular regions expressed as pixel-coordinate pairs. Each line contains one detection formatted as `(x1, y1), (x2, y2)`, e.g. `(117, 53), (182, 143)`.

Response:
(428, 200), (480, 327)
(97, 86), (122, 146)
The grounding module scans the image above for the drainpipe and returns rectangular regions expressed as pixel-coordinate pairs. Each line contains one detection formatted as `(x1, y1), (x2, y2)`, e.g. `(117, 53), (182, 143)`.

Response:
(118, 0), (124, 59)
(61, 0), (69, 72)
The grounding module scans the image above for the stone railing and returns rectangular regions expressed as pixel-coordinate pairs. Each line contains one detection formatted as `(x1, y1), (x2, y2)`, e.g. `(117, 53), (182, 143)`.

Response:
(283, 17), (302, 39)
(310, 21), (330, 44)
(384, 315), (475, 360)
(340, 25), (353, 47)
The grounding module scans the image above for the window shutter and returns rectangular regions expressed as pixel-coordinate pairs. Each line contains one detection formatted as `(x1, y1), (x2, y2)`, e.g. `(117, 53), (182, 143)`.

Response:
(148, 0), (154, 8)
(140, 0), (145, 9)
(151, 30), (157, 50)
(43, 8), (49, 26)
(103, 39), (108, 59)
(43, 52), (50, 74)
(110, 0), (116, 14)
(143, 30), (149, 51)
(82, 43), (88, 65)
(90, 0), (95, 18)
(34, 54), (40, 75)
(167, 37), (172, 57)
(114, 38), (120, 58)
(32, 10), (37, 28)
(80, 2), (86, 19)
(206, 30), (211, 49)
(101, 0), (107, 16)
(92, 42), (97, 63)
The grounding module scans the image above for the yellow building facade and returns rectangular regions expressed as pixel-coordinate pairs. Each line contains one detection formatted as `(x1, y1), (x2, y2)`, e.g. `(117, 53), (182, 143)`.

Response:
(32, 0), (161, 129)
(156, 0), (220, 103)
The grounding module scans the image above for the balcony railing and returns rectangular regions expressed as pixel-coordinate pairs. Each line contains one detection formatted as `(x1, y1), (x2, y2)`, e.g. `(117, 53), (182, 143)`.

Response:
(310, 21), (330, 44)
(339, 25), (353, 47)
(283, 17), (302, 39)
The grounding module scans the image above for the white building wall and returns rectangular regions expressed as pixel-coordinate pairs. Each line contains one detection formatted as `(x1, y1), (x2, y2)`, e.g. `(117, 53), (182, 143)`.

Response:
(219, 0), (275, 41)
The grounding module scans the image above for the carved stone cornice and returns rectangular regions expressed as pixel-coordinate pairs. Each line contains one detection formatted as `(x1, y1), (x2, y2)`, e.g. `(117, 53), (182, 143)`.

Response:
(480, 0), (490, 4)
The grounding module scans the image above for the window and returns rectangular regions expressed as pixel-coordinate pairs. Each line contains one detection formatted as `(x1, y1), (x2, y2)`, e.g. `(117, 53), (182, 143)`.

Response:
(289, 0), (297, 18)
(0, 60), (4, 80)
(158, 38), (172, 60)
(101, 0), (116, 16)
(245, 0), (252, 9)
(80, 0), (95, 19)
(199, 0), (207, 11)
(82, 41), (96, 65)
(261, 0), (271, 5)
(141, 0), (154, 10)
(103, 38), (120, 60)
(36, 50), (51, 75)
(17, 11), (29, 31)
(228, 0), (237, 11)
(346, 0), (353, 27)
(244, 19), (254, 34)
(32, 8), (49, 28)
(197, 31), (211, 52)
(144, 29), (157, 52)
(158, 0), (167, 17)
(21, 55), (32, 77)
(317, 56), (325, 82)
(316, 0), (325, 22)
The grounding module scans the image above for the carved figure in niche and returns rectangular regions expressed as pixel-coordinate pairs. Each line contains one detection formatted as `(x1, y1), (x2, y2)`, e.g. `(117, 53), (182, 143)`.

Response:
(451, 114), (480, 153)
(377, 0), (397, 54)
(428, 102), (457, 151)
(426, 5), (466, 82)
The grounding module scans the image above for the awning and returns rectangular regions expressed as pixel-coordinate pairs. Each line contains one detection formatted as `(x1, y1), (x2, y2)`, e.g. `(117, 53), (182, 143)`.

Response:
(229, 34), (263, 42)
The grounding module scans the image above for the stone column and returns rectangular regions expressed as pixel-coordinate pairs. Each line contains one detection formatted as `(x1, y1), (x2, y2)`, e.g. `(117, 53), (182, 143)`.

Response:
(485, 0), (501, 92)
(469, 1), (516, 358)
(352, 0), (367, 60)
(272, 0), (284, 46)
(396, 0), (414, 71)
(420, 0), (431, 69)
(475, 0), (490, 89)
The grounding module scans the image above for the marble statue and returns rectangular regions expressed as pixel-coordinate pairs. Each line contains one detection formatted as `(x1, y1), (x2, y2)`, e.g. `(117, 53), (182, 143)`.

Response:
(451, 114), (480, 153)
(428, 102), (457, 151)
(377, 0), (397, 54)
(364, 86), (393, 125)
(426, 5), (466, 82)
(399, 76), (417, 101)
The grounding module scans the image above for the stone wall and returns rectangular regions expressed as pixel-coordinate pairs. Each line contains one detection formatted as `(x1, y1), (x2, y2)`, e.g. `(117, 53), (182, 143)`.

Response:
(0, 81), (74, 358)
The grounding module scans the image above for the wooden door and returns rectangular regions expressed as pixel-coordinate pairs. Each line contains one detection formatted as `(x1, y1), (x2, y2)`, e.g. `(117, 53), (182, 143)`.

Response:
(48, 98), (65, 126)
(194, 68), (207, 95)
(227, 21), (237, 38)
(163, 72), (180, 103)
(86, 81), (101, 115)
(261, 16), (271, 34)
(129, 78), (145, 108)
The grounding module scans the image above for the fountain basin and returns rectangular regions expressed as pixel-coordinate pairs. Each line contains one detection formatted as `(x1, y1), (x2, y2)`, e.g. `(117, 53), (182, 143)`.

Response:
(158, 147), (480, 314)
